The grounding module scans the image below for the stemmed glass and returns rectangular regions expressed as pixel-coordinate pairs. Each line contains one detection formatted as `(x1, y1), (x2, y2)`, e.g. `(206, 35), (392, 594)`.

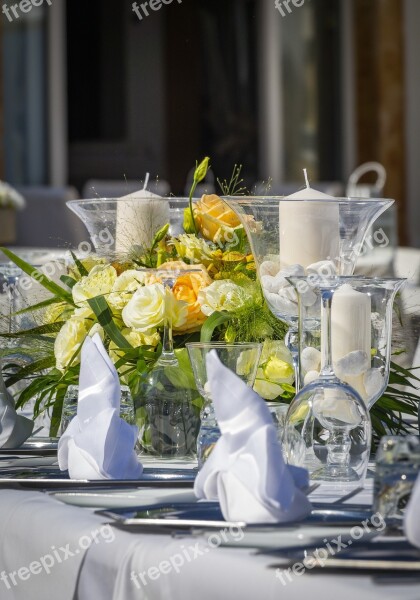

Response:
(186, 342), (262, 467)
(223, 197), (394, 391)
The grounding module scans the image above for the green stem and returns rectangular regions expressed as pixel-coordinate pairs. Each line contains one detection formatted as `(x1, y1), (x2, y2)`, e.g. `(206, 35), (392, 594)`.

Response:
(189, 181), (198, 235)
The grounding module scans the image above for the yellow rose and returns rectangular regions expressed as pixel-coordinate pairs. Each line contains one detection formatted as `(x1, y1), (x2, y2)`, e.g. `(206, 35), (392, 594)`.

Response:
(54, 318), (104, 371)
(54, 317), (87, 371)
(72, 264), (117, 306)
(253, 340), (295, 400)
(171, 235), (217, 267)
(197, 279), (245, 316)
(157, 261), (212, 333)
(194, 194), (242, 243)
(108, 270), (147, 310)
(122, 282), (187, 333)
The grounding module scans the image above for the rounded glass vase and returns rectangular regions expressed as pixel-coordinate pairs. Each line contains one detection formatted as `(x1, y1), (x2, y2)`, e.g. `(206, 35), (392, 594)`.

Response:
(283, 275), (406, 486)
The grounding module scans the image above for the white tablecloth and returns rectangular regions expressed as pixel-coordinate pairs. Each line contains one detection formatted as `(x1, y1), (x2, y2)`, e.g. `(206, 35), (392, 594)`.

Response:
(0, 484), (419, 600)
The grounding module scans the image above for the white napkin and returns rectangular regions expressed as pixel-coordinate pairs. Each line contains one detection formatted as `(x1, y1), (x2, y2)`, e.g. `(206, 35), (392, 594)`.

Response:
(404, 471), (420, 547)
(58, 334), (142, 480)
(194, 352), (312, 523)
(0, 369), (33, 448)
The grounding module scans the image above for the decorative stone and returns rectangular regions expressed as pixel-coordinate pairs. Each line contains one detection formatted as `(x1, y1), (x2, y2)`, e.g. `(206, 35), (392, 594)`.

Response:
(306, 260), (337, 277)
(363, 368), (384, 400)
(301, 347), (322, 373)
(335, 350), (370, 377)
(304, 370), (320, 386)
(260, 260), (280, 278)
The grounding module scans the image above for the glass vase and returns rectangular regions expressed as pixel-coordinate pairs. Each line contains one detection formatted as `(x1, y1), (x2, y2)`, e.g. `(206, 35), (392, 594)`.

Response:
(283, 275), (405, 486)
(223, 196), (394, 391)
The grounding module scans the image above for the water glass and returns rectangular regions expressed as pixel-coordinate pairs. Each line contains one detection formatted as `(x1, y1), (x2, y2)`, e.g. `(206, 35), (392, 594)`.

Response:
(59, 385), (136, 436)
(373, 436), (420, 523)
(186, 342), (262, 467)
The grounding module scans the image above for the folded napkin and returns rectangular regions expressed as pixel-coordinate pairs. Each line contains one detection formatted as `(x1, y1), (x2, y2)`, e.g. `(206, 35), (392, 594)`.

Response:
(58, 334), (142, 480)
(404, 471), (420, 547)
(194, 352), (312, 523)
(0, 367), (33, 448)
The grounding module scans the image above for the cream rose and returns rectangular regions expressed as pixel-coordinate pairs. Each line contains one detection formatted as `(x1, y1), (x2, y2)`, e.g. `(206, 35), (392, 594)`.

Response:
(72, 264), (117, 306)
(197, 279), (245, 316)
(108, 270), (147, 310)
(54, 318), (88, 371)
(122, 283), (187, 333)
(253, 340), (294, 400)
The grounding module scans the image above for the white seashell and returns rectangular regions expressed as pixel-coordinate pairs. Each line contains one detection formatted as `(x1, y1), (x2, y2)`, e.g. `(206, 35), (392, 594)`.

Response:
(335, 350), (370, 377)
(304, 370), (320, 386)
(301, 289), (318, 307)
(301, 347), (322, 373)
(363, 368), (384, 400)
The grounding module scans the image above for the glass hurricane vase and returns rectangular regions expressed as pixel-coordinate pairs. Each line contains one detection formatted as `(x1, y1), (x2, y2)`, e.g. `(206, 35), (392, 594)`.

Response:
(223, 196), (394, 392)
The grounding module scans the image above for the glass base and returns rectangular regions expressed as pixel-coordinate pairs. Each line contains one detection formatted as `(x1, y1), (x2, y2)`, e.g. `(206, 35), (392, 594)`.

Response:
(312, 464), (360, 482)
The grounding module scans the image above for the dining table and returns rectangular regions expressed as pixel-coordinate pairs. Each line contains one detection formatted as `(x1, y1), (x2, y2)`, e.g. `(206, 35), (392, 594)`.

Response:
(0, 447), (418, 600)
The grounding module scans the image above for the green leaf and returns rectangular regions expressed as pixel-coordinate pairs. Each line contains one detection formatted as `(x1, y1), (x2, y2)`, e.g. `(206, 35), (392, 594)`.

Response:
(50, 385), (68, 437)
(5, 356), (56, 387)
(60, 275), (77, 289)
(13, 296), (64, 316)
(0, 322), (65, 339)
(87, 296), (133, 349)
(0, 247), (74, 304)
(164, 349), (197, 390)
(200, 311), (232, 342)
(70, 251), (89, 277)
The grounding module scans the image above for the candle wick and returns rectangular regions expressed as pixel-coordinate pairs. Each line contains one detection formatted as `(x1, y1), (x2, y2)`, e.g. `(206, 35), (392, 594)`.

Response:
(304, 169), (310, 189)
(143, 172), (150, 191)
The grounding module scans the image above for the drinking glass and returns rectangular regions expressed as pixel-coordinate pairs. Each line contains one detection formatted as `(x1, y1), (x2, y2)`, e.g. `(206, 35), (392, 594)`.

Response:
(186, 342), (262, 467)
(374, 436), (420, 524)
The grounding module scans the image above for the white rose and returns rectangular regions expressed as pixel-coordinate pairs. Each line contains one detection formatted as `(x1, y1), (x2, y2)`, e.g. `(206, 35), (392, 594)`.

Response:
(122, 283), (187, 333)
(72, 264), (117, 306)
(108, 270), (147, 310)
(54, 318), (88, 371)
(197, 280), (245, 316)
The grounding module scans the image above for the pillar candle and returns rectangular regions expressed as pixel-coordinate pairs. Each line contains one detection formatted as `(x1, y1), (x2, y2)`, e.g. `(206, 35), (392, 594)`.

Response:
(115, 174), (169, 254)
(330, 283), (372, 401)
(279, 171), (340, 271)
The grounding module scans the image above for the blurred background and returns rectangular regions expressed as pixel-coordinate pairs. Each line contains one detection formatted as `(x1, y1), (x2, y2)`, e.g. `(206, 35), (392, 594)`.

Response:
(0, 0), (418, 249)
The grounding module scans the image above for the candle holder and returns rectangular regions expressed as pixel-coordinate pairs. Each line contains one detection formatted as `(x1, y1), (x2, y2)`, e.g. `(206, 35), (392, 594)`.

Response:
(66, 197), (187, 257)
(223, 197), (394, 391)
(283, 275), (405, 483)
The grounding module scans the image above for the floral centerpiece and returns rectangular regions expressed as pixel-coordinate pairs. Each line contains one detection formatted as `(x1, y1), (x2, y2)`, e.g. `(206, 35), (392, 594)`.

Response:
(0, 159), (418, 449)
(0, 181), (25, 245)
(0, 160), (292, 441)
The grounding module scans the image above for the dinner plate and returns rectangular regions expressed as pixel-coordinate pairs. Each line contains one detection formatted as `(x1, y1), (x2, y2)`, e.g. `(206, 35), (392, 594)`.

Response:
(0, 438), (59, 456)
(51, 488), (198, 509)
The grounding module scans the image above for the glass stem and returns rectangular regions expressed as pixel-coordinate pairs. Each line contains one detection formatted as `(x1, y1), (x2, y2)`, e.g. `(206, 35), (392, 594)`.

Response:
(158, 278), (178, 366)
(320, 288), (335, 379)
(327, 430), (351, 468)
(285, 327), (301, 392)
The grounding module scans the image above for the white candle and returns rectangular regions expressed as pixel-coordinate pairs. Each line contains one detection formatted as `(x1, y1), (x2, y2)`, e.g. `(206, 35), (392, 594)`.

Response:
(330, 283), (372, 401)
(115, 174), (169, 254)
(279, 170), (340, 271)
